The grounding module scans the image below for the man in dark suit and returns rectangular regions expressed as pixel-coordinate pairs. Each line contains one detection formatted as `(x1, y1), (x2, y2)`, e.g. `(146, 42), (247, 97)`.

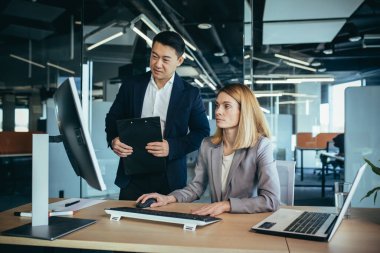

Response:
(105, 31), (210, 200)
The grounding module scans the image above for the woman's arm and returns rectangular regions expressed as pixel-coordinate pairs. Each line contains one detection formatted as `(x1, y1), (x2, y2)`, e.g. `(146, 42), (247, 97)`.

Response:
(169, 139), (210, 202)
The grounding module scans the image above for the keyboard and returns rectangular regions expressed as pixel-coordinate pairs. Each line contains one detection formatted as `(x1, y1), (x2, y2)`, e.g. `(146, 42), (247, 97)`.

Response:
(104, 207), (222, 231)
(285, 211), (330, 235)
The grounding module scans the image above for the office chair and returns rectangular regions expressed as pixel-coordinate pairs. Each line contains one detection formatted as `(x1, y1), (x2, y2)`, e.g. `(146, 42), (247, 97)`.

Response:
(316, 141), (344, 179)
(276, 160), (296, 206)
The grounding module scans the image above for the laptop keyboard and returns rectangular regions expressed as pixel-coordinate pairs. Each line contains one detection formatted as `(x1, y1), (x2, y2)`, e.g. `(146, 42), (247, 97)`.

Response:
(285, 212), (330, 234)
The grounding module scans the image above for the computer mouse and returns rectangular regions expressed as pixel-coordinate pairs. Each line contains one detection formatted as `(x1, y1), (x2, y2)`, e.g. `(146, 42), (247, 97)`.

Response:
(136, 198), (157, 208)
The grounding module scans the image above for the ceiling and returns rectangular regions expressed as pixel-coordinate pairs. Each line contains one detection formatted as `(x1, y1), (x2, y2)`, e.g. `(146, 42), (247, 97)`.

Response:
(1, 0), (380, 102)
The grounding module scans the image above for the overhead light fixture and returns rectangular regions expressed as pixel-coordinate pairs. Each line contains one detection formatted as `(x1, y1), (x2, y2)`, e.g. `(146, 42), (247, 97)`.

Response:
(47, 62), (75, 75)
(244, 79), (252, 85)
(87, 31), (124, 51)
(275, 53), (310, 66)
(198, 23), (212, 29)
(347, 22), (361, 42)
(255, 79), (295, 84)
(184, 53), (194, 61)
(278, 100), (313, 105)
(199, 74), (216, 91)
(311, 61), (321, 67)
(323, 43), (333, 54)
(254, 76), (334, 84)
(260, 107), (270, 114)
(255, 92), (317, 98)
(244, 54), (250, 59)
(9, 54), (45, 68)
(252, 56), (280, 67)
(194, 78), (204, 88)
(362, 34), (380, 48)
(349, 35), (362, 42)
(287, 77), (334, 83)
(255, 92), (283, 97)
(181, 36), (197, 51)
(317, 67), (327, 72)
(131, 26), (152, 46)
(214, 51), (225, 57)
(284, 61), (317, 72)
(139, 14), (160, 34)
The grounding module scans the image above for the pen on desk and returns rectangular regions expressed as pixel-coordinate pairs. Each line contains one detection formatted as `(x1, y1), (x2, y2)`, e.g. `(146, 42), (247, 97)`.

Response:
(65, 200), (80, 207)
(14, 211), (32, 217)
(14, 211), (74, 217)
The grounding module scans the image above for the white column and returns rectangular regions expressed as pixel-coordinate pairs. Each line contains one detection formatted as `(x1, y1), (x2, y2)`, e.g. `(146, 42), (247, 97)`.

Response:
(32, 134), (49, 226)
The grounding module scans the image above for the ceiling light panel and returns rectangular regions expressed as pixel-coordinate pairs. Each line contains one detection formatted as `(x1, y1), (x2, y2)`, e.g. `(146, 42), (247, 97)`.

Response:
(263, 19), (346, 44)
(263, 0), (364, 21)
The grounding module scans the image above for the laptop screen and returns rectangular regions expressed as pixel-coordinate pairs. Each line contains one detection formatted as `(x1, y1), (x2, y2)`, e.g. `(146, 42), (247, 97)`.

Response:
(327, 163), (367, 241)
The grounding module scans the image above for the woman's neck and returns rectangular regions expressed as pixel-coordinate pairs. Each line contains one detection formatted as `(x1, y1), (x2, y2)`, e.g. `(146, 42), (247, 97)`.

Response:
(222, 128), (237, 156)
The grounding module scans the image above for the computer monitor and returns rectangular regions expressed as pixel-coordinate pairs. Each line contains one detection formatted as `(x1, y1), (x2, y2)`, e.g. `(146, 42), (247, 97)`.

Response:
(54, 77), (106, 191)
(2, 77), (106, 240)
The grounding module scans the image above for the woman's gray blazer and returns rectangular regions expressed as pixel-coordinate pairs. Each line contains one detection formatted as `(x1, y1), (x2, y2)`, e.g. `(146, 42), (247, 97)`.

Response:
(170, 136), (281, 213)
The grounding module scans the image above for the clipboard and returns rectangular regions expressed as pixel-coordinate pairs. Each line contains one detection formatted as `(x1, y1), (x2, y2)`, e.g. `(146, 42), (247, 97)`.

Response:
(116, 116), (166, 175)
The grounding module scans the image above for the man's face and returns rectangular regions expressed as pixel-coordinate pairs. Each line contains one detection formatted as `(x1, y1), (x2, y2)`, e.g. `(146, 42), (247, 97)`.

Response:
(150, 42), (184, 84)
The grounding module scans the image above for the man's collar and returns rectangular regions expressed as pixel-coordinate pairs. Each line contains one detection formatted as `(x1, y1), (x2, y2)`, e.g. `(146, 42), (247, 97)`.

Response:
(150, 73), (175, 90)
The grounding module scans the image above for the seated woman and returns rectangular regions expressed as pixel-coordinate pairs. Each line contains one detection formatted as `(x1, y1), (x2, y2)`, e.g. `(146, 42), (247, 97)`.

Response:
(137, 84), (280, 216)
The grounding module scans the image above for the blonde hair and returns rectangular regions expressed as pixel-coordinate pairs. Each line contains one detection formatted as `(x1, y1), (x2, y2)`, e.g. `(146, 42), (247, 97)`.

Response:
(211, 84), (271, 149)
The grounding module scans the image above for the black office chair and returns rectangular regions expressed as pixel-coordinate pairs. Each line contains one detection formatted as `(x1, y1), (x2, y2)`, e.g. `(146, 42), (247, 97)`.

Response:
(315, 141), (344, 179)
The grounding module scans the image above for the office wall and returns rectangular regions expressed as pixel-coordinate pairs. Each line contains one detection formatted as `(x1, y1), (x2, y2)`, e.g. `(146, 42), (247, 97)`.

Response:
(266, 114), (293, 161)
(295, 83), (322, 168)
(345, 86), (380, 208)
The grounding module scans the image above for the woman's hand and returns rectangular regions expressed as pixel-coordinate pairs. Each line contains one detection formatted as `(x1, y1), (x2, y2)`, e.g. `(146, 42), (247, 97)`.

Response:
(191, 201), (231, 217)
(136, 193), (177, 208)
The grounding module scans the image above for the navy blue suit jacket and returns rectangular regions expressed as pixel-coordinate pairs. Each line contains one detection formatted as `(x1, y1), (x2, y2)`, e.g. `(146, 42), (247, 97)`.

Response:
(105, 71), (210, 191)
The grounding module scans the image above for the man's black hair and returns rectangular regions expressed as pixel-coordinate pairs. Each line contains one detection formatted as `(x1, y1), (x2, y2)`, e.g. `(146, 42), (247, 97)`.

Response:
(152, 31), (185, 57)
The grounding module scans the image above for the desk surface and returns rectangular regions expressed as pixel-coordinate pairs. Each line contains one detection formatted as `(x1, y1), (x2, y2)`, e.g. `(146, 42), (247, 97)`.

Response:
(1, 201), (379, 253)
(320, 151), (344, 162)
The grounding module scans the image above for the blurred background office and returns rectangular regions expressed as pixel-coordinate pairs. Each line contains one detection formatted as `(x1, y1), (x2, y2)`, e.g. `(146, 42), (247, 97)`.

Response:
(0, 0), (380, 211)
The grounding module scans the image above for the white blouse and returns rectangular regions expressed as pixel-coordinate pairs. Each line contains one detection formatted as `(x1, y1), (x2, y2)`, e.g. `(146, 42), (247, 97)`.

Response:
(221, 152), (235, 194)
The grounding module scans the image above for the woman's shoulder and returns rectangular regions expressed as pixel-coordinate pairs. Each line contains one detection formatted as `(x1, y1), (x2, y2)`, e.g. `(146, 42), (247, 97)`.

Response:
(200, 136), (221, 150)
(246, 135), (272, 151)
(201, 136), (215, 147)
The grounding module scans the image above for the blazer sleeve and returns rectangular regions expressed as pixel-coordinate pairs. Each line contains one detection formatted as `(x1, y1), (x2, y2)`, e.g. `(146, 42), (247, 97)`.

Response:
(169, 139), (209, 202)
(166, 88), (210, 160)
(229, 138), (281, 213)
(105, 82), (129, 147)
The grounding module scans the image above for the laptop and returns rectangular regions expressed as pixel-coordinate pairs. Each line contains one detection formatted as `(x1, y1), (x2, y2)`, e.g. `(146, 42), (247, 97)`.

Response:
(251, 163), (367, 242)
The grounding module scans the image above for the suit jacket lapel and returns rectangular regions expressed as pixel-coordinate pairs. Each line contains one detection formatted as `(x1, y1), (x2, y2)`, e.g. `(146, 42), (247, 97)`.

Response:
(210, 142), (223, 202)
(164, 73), (184, 138)
(222, 148), (245, 200)
(134, 73), (151, 117)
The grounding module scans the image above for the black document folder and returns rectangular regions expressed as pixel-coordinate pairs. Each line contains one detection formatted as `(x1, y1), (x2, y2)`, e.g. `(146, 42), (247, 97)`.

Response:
(117, 116), (166, 175)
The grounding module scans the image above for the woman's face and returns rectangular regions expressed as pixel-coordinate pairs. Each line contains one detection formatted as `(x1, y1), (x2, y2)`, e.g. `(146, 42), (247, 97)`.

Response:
(215, 91), (240, 129)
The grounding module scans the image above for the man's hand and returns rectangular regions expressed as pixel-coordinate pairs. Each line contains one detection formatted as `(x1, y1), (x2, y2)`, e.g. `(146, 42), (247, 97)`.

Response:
(191, 201), (231, 217)
(111, 137), (133, 157)
(146, 139), (169, 157)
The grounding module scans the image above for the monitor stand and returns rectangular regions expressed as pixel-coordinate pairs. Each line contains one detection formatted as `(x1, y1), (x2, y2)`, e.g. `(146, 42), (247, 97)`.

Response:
(2, 134), (96, 240)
